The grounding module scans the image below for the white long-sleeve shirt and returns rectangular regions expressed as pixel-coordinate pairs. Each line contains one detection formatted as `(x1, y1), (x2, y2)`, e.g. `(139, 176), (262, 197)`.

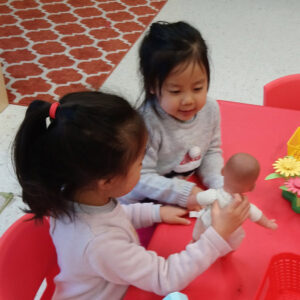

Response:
(119, 97), (224, 207)
(50, 199), (232, 299)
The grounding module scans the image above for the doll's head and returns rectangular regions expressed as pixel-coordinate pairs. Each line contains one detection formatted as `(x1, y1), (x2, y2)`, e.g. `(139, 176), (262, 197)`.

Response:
(139, 21), (210, 121)
(222, 153), (260, 194)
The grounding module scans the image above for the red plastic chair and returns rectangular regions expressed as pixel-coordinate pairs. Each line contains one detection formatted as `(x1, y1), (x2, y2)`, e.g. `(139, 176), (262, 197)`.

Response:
(0, 214), (59, 300)
(263, 74), (300, 110)
(255, 252), (300, 300)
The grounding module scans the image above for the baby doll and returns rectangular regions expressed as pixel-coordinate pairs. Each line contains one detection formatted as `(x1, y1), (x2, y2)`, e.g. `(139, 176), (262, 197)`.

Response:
(192, 152), (277, 245)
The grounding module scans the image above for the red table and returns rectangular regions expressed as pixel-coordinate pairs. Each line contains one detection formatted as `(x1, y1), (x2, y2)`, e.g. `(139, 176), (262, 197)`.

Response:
(124, 101), (300, 300)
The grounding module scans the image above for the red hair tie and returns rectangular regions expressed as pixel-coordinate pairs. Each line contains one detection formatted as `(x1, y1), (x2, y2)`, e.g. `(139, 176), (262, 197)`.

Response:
(49, 102), (60, 119)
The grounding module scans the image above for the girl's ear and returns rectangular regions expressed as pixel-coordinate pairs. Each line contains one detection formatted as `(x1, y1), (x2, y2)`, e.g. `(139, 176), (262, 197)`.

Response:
(97, 178), (115, 191)
(150, 83), (158, 95)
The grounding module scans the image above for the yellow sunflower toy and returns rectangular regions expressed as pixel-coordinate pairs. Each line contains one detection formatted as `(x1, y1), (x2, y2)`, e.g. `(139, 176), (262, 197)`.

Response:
(266, 156), (300, 213)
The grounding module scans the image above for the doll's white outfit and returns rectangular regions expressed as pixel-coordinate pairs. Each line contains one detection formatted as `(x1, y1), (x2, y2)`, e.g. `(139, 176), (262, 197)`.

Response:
(192, 188), (262, 248)
(50, 199), (233, 299)
(119, 97), (224, 207)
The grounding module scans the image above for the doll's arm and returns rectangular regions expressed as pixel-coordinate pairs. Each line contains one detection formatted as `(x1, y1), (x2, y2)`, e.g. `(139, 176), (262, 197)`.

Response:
(250, 203), (278, 230)
(255, 214), (278, 230)
(196, 189), (218, 206)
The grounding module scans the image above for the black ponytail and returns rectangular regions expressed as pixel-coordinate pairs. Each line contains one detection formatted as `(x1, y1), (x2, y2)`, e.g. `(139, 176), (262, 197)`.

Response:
(13, 92), (147, 219)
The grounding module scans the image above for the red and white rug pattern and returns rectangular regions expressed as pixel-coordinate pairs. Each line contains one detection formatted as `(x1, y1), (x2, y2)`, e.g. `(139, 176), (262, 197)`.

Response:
(0, 0), (166, 105)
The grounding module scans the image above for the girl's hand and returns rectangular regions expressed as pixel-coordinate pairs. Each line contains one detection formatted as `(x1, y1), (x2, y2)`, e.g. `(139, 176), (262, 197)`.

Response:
(186, 186), (203, 211)
(211, 195), (250, 241)
(160, 205), (190, 225)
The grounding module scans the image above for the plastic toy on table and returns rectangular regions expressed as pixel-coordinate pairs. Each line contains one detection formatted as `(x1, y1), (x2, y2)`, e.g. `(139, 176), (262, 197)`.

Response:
(192, 153), (278, 244)
(287, 127), (300, 160)
(265, 127), (300, 213)
(163, 292), (189, 300)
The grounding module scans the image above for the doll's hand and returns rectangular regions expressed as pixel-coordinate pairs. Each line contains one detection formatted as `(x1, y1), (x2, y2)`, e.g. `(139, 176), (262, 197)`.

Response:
(160, 205), (190, 225)
(258, 215), (278, 230)
(266, 219), (278, 230)
(187, 186), (203, 211)
(211, 195), (250, 241)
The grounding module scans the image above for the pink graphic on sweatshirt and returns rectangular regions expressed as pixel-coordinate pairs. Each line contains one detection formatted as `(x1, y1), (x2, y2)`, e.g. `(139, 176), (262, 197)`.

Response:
(173, 146), (202, 173)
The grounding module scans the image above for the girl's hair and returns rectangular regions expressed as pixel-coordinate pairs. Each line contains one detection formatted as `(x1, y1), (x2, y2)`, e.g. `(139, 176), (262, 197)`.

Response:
(139, 21), (210, 105)
(13, 91), (147, 219)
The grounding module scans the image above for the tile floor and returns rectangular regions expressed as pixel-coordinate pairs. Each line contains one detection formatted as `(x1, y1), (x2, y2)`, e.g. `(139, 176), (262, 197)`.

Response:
(1, 0), (300, 236)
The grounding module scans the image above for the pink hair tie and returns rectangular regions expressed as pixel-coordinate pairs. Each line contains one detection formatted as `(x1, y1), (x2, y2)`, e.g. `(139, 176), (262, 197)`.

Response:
(49, 102), (60, 119)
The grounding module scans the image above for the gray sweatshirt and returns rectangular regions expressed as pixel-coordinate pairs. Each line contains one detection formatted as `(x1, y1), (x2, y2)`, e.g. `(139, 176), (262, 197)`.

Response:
(119, 97), (224, 207)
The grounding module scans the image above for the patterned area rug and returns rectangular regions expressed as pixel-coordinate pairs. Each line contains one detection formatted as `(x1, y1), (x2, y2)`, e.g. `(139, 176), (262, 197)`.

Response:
(0, 0), (166, 105)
